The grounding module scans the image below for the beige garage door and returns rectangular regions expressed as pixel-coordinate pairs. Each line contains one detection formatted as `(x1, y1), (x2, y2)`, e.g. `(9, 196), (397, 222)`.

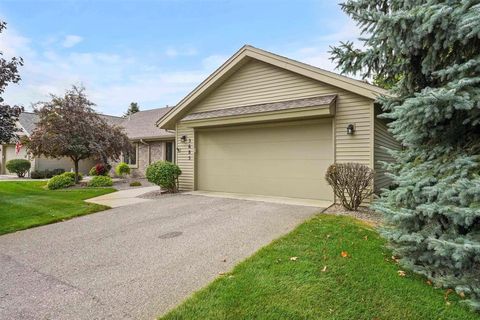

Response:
(196, 118), (334, 200)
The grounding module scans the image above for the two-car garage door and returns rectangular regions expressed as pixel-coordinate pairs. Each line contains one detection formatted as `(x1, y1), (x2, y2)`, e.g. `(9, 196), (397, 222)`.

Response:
(196, 118), (334, 201)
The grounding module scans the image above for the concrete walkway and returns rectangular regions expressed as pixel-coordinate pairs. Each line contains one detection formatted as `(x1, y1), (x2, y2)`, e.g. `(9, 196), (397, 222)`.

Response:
(187, 190), (333, 208)
(86, 186), (158, 208)
(0, 194), (322, 319)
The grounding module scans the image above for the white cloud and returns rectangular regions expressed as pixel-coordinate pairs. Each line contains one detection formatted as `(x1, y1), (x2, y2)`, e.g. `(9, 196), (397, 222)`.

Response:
(165, 46), (198, 58)
(62, 35), (83, 48)
(286, 20), (364, 77)
(1, 26), (211, 115)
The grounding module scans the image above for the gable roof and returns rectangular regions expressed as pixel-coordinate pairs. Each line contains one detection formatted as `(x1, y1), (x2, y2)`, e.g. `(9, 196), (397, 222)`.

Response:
(121, 107), (174, 140)
(157, 45), (387, 130)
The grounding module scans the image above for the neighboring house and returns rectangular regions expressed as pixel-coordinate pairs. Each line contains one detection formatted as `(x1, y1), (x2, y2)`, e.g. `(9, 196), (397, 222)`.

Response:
(0, 112), (120, 175)
(157, 45), (401, 202)
(118, 107), (175, 177)
(0, 108), (175, 176)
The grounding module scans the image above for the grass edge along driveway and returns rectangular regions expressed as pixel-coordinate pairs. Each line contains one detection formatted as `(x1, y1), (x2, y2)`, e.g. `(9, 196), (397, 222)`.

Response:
(0, 181), (115, 235)
(160, 215), (479, 320)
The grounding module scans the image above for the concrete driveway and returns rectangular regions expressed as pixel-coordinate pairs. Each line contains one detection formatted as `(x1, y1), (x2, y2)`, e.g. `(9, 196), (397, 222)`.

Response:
(0, 194), (321, 320)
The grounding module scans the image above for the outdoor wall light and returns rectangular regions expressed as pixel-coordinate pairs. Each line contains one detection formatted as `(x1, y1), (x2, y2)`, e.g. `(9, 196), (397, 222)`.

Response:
(180, 135), (187, 143)
(347, 124), (355, 135)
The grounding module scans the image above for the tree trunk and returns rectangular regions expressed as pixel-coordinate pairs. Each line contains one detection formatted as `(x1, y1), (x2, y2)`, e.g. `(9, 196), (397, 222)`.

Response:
(74, 159), (79, 184)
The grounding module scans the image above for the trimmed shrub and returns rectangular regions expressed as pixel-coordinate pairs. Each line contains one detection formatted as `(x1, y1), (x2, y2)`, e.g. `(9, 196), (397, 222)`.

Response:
(30, 170), (46, 179)
(146, 161), (181, 192)
(30, 168), (65, 179)
(325, 163), (374, 211)
(62, 172), (83, 182)
(47, 174), (74, 190)
(89, 163), (109, 176)
(115, 162), (130, 177)
(129, 181), (142, 187)
(88, 175), (113, 187)
(6, 159), (31, 177)
(51, 168), (65, 176)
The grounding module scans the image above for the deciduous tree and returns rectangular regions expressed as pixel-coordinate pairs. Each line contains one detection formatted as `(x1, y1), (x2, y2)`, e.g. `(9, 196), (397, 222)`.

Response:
(0, 21), (23, 144)
(28, 86), (132, 183)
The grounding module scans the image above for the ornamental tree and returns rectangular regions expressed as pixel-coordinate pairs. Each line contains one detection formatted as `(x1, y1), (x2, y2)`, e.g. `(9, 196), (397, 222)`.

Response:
(0, 21), (24, 144)
(28, 86), (132, 183)
(331, 1), (480, 309)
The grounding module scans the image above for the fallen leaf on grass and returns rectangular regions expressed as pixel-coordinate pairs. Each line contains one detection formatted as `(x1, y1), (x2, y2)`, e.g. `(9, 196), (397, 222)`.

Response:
(397, 270), (406, 277)
(290, 256), (298, 261)
(321, 266), (327, 272)
(426, 280), (432, 286)
(340, 251), (348, 258)
(459, 291), (465, 298)
(391, 255), (400, 263)
(445, 288), (453, 303)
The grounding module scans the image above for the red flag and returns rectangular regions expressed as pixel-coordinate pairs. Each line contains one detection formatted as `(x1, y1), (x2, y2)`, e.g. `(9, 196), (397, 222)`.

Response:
(15, 141), (22, 155)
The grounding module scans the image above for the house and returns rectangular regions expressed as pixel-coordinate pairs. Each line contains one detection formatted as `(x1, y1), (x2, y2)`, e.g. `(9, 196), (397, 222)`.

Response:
(0, 112), (121, 175)
(157, 45), (400, 202)
(118, 107), (175, 177)
(0, 108), (175, 177)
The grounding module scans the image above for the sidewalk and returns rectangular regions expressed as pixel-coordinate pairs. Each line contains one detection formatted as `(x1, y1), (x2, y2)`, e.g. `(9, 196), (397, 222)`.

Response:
(85, 186), (159, 208)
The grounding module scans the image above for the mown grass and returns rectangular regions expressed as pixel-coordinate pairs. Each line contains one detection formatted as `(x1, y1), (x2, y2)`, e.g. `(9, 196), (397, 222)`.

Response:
(0, 181), (115, 235)
(161, 215), (479, 320)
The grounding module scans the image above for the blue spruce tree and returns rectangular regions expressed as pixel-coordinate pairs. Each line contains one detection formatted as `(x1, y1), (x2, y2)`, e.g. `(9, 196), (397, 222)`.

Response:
(331, 0), (480, 309)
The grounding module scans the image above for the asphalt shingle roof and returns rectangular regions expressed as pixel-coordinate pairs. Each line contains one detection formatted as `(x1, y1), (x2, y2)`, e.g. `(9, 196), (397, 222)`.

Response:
(182, 95), (337, 121)
(17, 107), (174, 140)
(121, 107), (174, 140)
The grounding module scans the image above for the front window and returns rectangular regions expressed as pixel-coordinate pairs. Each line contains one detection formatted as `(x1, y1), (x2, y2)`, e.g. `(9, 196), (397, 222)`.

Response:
(123, 143), (138, 166)
(165, 141), (174, 163)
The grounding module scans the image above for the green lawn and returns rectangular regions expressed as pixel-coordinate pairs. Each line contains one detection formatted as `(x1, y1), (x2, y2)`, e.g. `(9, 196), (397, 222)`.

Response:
(0, 181), (115, 235)
(161, 215), (479, 320)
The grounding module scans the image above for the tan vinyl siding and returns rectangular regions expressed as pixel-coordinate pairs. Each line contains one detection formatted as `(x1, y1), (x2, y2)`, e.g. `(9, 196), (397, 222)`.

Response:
(178, 60), (374, 192)
(176, 123), (195, 191)
(374, 117), (401, 192)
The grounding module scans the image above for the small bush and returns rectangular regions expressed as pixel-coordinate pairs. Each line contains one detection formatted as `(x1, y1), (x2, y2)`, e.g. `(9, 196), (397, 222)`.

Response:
(146, 161), (181, 192)
(90, 163), (109, 176)
(88, 175), (113, 187)
(62, 172), (83, 182)
(47, 174), (74, 190)
(51, 168), (65, 176)
(129, 181), (142, 187)
(6, 159), (31, 177)
(115, 162), (131, 177)
(30, 169), (65, 179)
(325, 163), (374, 211)
(30, 170), (46, 179)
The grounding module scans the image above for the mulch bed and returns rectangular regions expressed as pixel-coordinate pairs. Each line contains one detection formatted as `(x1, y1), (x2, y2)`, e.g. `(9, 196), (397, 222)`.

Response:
(322, 204), (384, 225)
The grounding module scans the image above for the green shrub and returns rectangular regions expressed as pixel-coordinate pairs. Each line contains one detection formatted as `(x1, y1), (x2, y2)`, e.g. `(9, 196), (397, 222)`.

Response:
(47, 174), (74, 190)
(30, 169), (65, 179)
(51, 168), (65, 176)
(30, 170), (46, 179)
(129, 181), (142, 187)
(89, 166), (98, 176)
(88, 176), (113, 187)
(115, 162), (130, 177)
(6, 159), (31, 177)
(62, 172), (83, 182)
(146, 161), (181, 192)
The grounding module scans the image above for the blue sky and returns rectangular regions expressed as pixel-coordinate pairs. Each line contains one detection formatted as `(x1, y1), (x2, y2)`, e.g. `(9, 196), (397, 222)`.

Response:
(0, 0), (359, 116)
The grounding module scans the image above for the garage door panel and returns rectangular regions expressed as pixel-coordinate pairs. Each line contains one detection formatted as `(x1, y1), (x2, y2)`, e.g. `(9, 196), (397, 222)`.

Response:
(198, 159), (331, 179)
(199, 140), (333, 160)
(197, 119), (333, 200)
